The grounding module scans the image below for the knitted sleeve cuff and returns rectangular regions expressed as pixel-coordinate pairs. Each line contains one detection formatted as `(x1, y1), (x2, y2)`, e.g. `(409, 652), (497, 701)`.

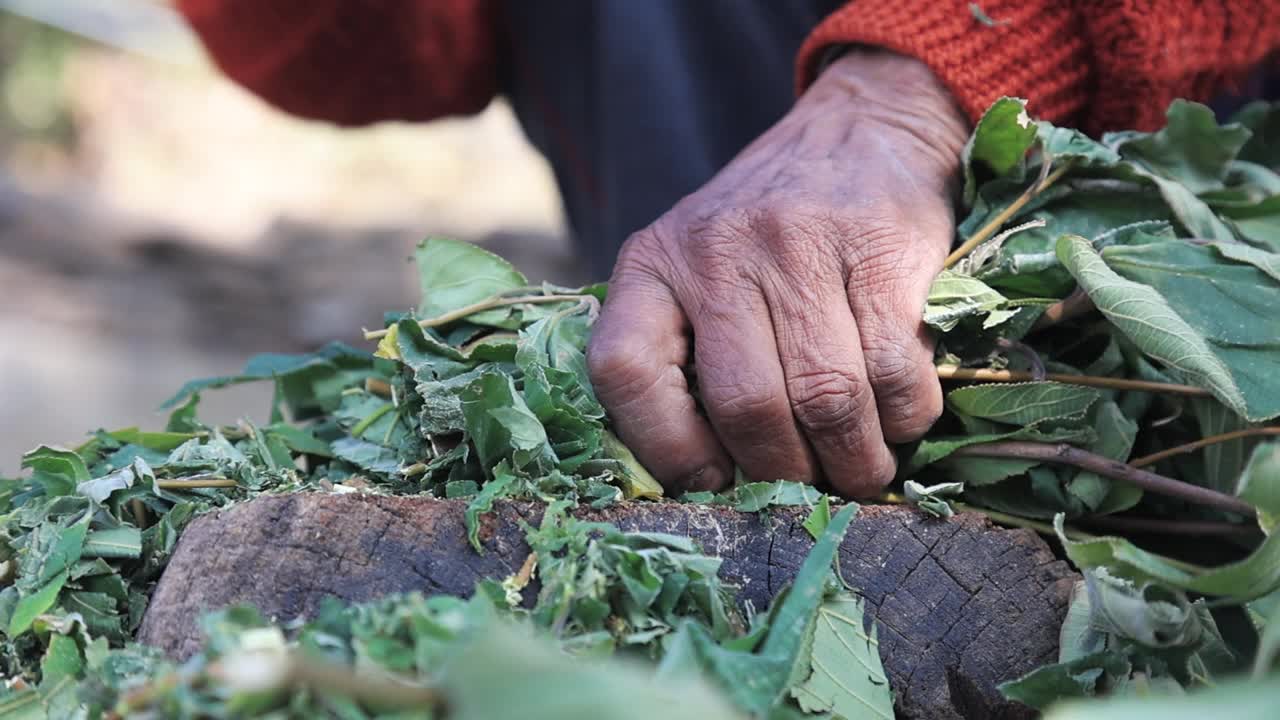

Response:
(796, 1), (1092, 128)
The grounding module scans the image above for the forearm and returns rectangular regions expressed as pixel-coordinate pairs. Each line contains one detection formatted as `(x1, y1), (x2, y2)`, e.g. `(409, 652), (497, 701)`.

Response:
(178, 0), (499, 126)
(797, 1), (1280, 134)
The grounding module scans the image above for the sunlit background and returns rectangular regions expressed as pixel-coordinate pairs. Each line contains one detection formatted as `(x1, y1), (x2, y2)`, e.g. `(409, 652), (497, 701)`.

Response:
(0, 0), (578, 472)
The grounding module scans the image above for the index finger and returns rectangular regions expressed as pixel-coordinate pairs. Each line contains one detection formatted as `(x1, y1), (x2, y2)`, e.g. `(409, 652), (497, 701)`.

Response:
(587, 269), (732, 493)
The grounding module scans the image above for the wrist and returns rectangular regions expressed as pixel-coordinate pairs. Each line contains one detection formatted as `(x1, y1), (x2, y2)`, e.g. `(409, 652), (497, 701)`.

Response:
(804, 48), (969, 177)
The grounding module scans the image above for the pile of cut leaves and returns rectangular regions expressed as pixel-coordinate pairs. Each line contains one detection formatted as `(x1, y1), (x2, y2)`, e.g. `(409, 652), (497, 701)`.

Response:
(1, 97), (1279, 718)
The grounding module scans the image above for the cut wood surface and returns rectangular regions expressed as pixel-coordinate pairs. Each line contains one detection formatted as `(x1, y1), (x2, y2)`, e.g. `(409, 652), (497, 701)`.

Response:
(138, 494), (1077, 719)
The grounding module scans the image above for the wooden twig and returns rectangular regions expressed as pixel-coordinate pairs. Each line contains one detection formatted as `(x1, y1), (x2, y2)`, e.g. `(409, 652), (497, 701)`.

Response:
(944, 162), (1072, 268)
(954, 441), (1257, 517)
(935, 365), (1211, 397)
(364, 294), (584, 340)
(1129, 427), (1280, 468)
(156, 477), (239, 490)
(1031, 287), (1096, 331)
(1078, 514), (1258, 539)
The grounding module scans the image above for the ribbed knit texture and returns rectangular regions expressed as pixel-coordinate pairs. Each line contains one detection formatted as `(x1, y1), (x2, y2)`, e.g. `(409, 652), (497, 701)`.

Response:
(798, 0), (1280, 133)
(178, 0), (498, 126)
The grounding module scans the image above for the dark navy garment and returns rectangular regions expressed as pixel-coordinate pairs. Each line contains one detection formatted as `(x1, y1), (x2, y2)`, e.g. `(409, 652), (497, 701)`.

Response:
(499, 0), (842, 278)
(498, 2), (1278, 279)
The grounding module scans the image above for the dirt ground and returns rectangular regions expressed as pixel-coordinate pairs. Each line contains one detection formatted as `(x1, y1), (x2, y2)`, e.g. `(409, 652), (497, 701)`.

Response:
(0, 28), (584, 473)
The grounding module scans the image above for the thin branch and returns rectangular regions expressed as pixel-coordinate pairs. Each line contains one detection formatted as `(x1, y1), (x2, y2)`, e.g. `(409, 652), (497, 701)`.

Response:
(883, 493), (1094, 539)
(1078, 514), (1259, 539)
(950, 501), (1082, 538)
(1129, 427), (1280, 468)
(364, 294), (584, 340)
(935, 365), (1211, 397)
(156, 477), (239, 490)
(954, 441), (1256, 517)
(1030, 287), (1096, 331)
(944, 162), (1072, 268)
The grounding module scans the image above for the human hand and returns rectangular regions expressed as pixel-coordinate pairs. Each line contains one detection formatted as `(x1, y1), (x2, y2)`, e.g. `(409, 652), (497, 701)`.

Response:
(587, 49), (969, 497)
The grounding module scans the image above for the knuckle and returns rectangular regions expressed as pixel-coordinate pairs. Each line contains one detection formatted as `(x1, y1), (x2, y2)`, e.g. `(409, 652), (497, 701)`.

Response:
(586, 334), (659, 405)
(788, 369), (870, 436)
(708, 383), (787, 437)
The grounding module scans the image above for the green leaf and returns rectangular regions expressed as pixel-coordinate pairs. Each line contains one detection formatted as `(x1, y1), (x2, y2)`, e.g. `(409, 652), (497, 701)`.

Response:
(1112, 100), (1252, 194)
(159, 342), (378, 415)
(265, 423), (333, 457)
(906, 424), (1093, 474)
(1252, 591), (1280, 677)
(1233, 100), (1280, 167)
(82, 528), (142, 560)
(21, 447), (90, 497)
(947, 382), (1101, 426)
(464, 465), (519, 552)
(962, 97), (1037, 203)
(461, 372), (556, 474)
(724, 481), (822, 512)
(39, 633), (83, 685)
(446, 621), (742, 720)
(940, 456), (1040, 487)
(1056, 236), (1258, 419)
(416, 237), (528, 324)
(759, 504), (857, 663)
(1237, 442), (1280, 535)
(1055, 514), (1280, 603)
(7, 572), (68, 638)
(101, 428), (197, 453)
(790, 592), (893, 719)
(164, 391), (203, 432)
(904, 480), (964, 518)
(999, 650), (1130, 709)
(1044, 675), (1280, 720)
(1074, 401), (1140, 514)
(75, 464), (135, 505)
(1100, 239), (1280, 422)
(1212, 241), (1280, 283)
(599, 431), (663, 500)
(923, 270), (1014, 332)
(803, 495), (831, 541)
(330, 437), (400, 476)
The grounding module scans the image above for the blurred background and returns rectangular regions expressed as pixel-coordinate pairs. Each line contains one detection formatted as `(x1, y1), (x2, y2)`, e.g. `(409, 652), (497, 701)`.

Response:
(0, 0), (580, 472)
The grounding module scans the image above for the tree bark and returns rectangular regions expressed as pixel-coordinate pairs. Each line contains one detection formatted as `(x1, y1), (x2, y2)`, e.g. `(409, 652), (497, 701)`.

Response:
(138, 494), (1076, 719)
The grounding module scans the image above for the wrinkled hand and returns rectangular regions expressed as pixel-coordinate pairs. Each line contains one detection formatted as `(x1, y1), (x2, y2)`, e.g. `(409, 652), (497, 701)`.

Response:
(588, 50), (969, 497)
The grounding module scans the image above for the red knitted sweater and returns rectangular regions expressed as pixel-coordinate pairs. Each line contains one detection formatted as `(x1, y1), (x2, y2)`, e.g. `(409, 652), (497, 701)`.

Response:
(179, 0), (1278, 133)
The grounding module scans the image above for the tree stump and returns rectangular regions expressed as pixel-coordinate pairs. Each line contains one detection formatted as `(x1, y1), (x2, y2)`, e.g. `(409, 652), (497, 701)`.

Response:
(138, 494), (1076, 719)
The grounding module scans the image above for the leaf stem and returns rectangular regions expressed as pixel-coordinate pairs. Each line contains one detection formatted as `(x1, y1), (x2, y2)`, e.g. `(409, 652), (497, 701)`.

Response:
(350, 403), (394, 438)
(156, 477), (239, 490)
(954, 441), (1257, 517)
(364, 294), (586, 340)
(944, 162), (1072, 268)
(1128, 427), (1280, 468)
(884, 493), (1094, 540)
(935, 365), (1211, 397)
(950, 501), (1086, 538)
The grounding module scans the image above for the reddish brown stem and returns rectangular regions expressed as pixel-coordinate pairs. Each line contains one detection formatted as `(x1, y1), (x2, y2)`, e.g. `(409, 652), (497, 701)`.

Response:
(954, 441), (1256, 518)
(1078, 514), (1258, 539)
(1129, 427), (1280, 468)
